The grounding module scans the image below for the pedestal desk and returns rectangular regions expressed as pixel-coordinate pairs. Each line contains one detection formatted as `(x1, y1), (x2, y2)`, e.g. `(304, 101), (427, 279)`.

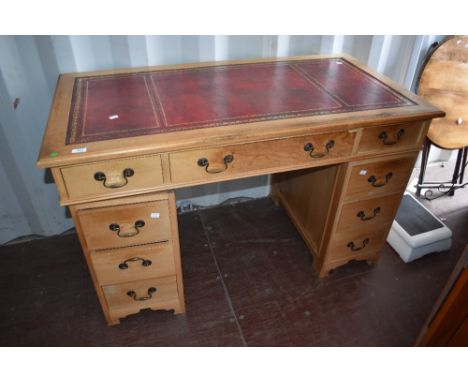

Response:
(37, 54), (444, 325)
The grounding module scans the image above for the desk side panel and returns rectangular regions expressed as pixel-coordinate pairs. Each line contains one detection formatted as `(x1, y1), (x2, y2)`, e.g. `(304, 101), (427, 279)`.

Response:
(272, 164), (343, 264)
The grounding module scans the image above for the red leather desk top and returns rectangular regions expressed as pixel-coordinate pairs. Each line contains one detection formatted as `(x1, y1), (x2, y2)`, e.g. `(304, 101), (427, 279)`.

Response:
(66, 58), (415, 145)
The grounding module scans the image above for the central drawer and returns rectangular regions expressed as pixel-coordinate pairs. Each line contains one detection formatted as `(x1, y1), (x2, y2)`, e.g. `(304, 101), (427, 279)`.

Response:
(77, 200), (171, 250)
(169, 130), (356, 184)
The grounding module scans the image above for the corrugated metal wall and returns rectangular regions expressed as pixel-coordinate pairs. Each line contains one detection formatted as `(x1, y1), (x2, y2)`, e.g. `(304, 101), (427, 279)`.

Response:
(0, 35), (448, 244)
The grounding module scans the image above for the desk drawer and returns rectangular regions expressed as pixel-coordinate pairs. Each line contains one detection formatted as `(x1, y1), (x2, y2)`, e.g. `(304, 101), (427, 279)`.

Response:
(60, 155), (164, 200)
(77, 200), (171, 250)
(327, 228), (388, 262)
(91, 243), (176, 286)
(357, 121), (425, 154)
(335, 193), (402, 238)
(169, 130), (355, 184)
(345, 155), (416, 200)
(102, 276), (180, 314)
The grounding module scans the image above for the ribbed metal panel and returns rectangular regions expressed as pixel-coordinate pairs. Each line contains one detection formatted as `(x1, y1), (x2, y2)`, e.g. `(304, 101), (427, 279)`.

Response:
(0, 35), (447, 243)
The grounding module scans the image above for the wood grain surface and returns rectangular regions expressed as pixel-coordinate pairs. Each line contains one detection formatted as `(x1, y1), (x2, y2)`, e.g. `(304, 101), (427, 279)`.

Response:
(418, 35), (468, 149)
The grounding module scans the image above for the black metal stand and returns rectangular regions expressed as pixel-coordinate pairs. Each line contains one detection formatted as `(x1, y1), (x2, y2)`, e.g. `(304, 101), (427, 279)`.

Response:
(415, 137), (467, 200)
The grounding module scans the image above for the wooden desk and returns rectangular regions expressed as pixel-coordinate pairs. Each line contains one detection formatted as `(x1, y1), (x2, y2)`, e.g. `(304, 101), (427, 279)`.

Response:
(37, 54), (444, 325)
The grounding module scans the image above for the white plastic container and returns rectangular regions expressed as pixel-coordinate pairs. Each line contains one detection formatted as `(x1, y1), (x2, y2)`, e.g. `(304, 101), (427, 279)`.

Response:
(386, 193), (452, 263)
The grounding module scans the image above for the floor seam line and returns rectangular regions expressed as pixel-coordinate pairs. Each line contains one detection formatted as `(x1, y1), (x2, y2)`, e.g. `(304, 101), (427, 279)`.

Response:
(198, 211), (248, 347)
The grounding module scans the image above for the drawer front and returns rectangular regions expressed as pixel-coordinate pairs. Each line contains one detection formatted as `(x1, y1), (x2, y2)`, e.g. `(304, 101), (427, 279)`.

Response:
(91, 243), (176, 286)
(77, 200), (171, 250)
(345, 155), (416, 200)
(357, 121), (425, 154)
(61, 155), (164, 200)
(327, 228), (388, 262)
(335, 193), (402, 238)
(169, 130), (356, 184)
(102, 276), (179, 312)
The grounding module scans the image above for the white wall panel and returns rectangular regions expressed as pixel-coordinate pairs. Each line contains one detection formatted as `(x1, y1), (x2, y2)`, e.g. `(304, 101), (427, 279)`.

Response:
(342, 36), (373, 63)
(383, 35), (416, 84)
(127, 36), (149, 67)
(0, 35), (448, 243)
(288, 36), (322, 56)
(0, 36), (74, 242)
(0, 124), (32, 243)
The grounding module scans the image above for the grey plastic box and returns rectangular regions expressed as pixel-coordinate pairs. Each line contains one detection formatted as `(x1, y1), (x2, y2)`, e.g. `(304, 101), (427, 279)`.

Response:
(386, 193), (452, 263)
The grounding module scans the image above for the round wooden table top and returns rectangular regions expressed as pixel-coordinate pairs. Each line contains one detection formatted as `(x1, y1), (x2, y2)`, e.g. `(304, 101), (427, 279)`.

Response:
(418, 36), (468, 149)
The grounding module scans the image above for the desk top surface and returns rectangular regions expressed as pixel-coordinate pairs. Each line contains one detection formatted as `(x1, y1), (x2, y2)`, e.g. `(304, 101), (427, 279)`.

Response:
(66, 58), (414, 145)
(37, 54), (443, 168)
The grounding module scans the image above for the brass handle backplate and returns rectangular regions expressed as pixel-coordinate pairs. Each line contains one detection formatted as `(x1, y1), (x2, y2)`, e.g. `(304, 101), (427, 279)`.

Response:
(378, 128), (405, 145)
(347, 238), (370, 251)
(197, 154), (234, 174)
(118, 257), (152, 270)
(357, 207), (381, 221)
(94, 168), (134, 188)
(109, 220), (145, 238)
(368, 172), (393, 187)
(304, 140), (335, 158)
(127, 287), (157, 301)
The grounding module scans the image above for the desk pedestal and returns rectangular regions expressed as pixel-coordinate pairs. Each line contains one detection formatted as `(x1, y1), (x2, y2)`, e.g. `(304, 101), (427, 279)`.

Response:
(273, 151), (418, 276)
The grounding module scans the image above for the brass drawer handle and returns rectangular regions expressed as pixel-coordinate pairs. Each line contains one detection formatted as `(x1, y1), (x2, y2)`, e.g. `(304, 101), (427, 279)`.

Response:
(127, 287), (157, 301)
(109, 220), (145, 238)
(368, 172), (393, 187)
(118, 257), (152, 270)
(94, 168), (134, 188)
(357, 207), (381, 221)
(304, 140), (335, 158)
(378, 128), (405, 145)
(197, 154), (234, 174)
(347, 238), (370, 251)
